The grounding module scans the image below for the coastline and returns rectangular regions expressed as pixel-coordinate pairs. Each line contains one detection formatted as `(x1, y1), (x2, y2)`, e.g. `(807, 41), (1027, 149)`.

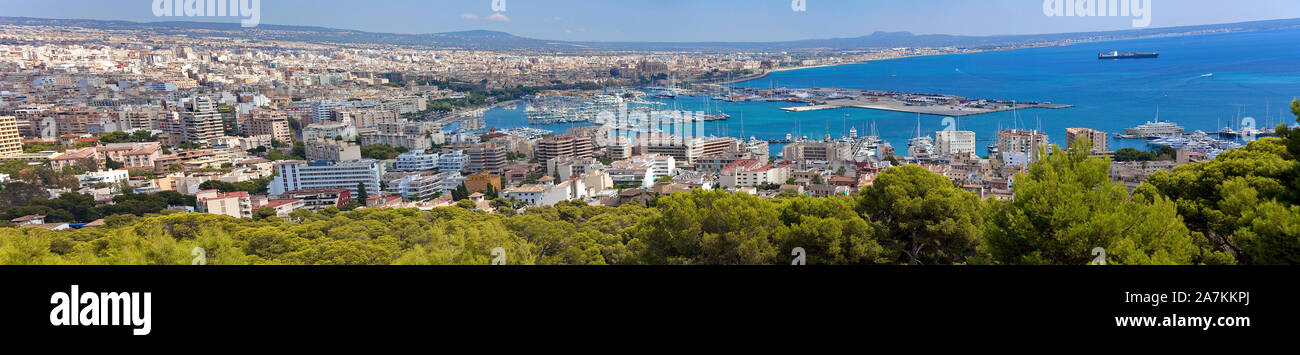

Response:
(721, 27), (1269, 88)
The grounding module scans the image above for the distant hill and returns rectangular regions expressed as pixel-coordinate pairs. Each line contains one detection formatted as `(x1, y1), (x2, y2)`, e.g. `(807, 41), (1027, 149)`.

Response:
(1, 16), (1298, 52)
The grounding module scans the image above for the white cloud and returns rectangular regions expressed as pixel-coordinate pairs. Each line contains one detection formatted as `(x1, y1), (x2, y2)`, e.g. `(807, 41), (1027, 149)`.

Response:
(460, 14), (479, 20)
(486, 13), (511, 22)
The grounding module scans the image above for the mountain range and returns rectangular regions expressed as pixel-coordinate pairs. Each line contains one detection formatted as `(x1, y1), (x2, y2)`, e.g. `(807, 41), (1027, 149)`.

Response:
(1, 16), (1298, 52)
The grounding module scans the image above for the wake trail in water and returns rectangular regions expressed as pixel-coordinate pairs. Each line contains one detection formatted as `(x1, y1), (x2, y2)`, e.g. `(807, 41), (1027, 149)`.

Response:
(953, 68), (1002, 84)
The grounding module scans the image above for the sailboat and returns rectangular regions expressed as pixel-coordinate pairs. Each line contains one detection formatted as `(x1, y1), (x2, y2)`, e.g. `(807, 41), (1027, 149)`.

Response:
(907, 113), (935, 161)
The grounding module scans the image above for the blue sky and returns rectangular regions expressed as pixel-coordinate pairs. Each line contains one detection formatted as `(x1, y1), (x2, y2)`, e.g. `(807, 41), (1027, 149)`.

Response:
(2, 0), (1298, 42)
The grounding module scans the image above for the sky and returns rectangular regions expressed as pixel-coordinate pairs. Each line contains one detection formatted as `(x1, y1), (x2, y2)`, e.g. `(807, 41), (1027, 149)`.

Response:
(1, 0), (1298, 42)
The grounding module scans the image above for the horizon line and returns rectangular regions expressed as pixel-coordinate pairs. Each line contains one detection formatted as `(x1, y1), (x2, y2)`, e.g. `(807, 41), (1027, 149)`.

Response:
(3, 15), (1299, 45)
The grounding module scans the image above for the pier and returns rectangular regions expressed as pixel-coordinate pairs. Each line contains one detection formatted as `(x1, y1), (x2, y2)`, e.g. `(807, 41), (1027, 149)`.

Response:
(780, 96), (1072, 117)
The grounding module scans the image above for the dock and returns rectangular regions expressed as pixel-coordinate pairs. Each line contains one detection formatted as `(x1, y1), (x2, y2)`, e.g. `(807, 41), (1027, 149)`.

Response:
(780, 105), (840, 112)
(780, 98), (1072, 117)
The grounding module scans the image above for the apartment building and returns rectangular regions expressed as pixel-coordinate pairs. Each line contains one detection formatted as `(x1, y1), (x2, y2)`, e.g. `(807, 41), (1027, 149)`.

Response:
(547, 156), (604, 180)
(242, 110), (293, 143)
(535, 135), (594, 162)
(1065, 127), (1108, 155)
(361, 121), (443, 150)
(466, 142), (508, 174)
(502, 183), (570, 207)
(96, 142), (163, 169)
(438, 150), (469, 172)
(464, 172), (502, 194)
(389, 172), (463, 201)
(182, 97), (223, 145)
(197, 190), (254, 219)
(394, 150), (440, 171)
(997, 129), (1050, 164)
(719, 160), (792, 189)
(609, 154), (676, 187)
(49, 148), (100, 171)
(333, 108), (399, 132)
(269, 160), (385, 196)
(305, 139), (362, 161)
(271, 188), (352, 211)
(783, 141), (849, 170)
(635, 136), (738, 165)
(935, 131), (977, 158)
(0, 116), (21, 156)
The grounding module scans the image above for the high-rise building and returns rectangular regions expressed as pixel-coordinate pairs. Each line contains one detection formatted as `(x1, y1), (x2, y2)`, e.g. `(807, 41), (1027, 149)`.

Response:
(311, 100), (342, 124)
(1065, 128), (1108, 155)
(535, 135), (594, 162)
(305, 139), (362, 162)
(935, 131), (977, 158)
(466, 142), (508, 174)
(0, 116), (22, 156)
(997, 129), (1050, 164)
(242, 110), (293, 143)
(181, 97), (223, 145)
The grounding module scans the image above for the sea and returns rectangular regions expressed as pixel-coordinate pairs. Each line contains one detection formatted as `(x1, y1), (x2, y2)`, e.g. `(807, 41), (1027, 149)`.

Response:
(483, 28), (1300, 157)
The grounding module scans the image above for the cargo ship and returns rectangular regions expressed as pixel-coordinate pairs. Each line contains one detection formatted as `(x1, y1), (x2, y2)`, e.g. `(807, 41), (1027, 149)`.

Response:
(1099, 51), (1159, 59)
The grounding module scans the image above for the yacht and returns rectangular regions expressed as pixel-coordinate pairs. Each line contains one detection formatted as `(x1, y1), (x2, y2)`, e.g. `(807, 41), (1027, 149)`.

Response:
(1124, 107), (1184, 136)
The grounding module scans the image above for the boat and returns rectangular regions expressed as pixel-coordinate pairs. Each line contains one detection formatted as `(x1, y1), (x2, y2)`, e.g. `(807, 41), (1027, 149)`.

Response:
(1099, 51), (1159, 59)
(906, 114), (935, 160)
(1125, 121), (1185, 136)
(1123, 107), (1184, 136)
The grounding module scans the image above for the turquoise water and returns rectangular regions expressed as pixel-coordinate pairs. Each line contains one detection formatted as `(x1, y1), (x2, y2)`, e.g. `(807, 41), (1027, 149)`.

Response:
(485, 28), (1300, 157)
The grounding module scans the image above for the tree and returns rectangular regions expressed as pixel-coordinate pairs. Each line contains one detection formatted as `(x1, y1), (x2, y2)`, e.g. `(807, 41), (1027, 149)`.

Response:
(99, 131), (130, 144)
(856, 165), (983, 265)
(1145, 137), (1297, 264)
(985, 140), (1204, 265)
(104, 157), (124, 170)
(455, 199), (477, 210)
(626, 190), (787, 265)
(253, 207), (278, 220)
(74, 158), (100, 172)
(778, 196), (886, 264)
(356, 183), (370, 205)
(0, 182), (50, 209)
(291, 141), (306, 158)
(199, 177), (273, 195)
(451, 183), (470, 201)
(360, 144), (409, 160)
(130, 130), (157, 142)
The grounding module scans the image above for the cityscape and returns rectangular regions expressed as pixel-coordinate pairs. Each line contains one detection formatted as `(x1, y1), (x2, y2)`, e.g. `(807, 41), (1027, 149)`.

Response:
(0, 1), (1296, 268)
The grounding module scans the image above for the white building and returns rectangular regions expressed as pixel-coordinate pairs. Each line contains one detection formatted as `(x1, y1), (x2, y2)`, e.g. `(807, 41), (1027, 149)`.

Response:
(935, 131), (977, 158)
(718, 160), (792, 189)
(389, 172), (462, 201)
(608, 154), (675, 187)
(269, 160), (385, 196)
(395, 150), (441, 171)
(503, 182), (570, 207)
(311, 100), (342, 124)
(438, 150), (469, 172)
(303, 121), (359, 141)
(77, 169), (130, 188)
